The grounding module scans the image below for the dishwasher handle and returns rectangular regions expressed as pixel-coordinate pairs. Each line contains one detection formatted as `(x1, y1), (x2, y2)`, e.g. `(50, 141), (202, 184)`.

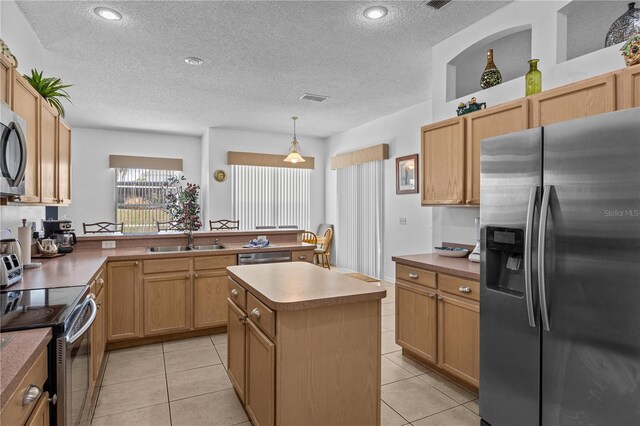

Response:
(239, 256), (291, 264)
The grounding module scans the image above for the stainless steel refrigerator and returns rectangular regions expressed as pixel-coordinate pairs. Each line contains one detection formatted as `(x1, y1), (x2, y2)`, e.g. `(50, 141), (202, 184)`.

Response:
(479, 107), (640, 426)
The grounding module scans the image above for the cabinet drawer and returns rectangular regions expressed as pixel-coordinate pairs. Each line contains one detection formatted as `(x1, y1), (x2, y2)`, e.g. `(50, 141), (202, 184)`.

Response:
(291, 250), (313, 262)
(194, 254), (237, 271)
(439, 274), (479, 302)
(228, 278), (247, 311)
(247, 293), (276, 340)
(1, 349), (48, 426)
(396, 264), (436, 288)
(143, 257), (190, 274)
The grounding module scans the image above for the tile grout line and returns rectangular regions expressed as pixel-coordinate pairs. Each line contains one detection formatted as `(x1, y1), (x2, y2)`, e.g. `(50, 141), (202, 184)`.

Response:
(162, 343), (174, 426)
(382, 399), (411, 425)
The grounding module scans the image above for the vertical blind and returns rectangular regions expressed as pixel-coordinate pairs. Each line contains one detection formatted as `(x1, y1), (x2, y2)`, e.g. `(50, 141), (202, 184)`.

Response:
(231, 165), (311, 230)
(336, 161), (383, 279)
(115, 168), (179, 233)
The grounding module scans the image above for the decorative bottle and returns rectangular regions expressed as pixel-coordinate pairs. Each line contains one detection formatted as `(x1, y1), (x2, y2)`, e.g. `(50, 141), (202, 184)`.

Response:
(480, 49), (502, 89)
(525, 59), (542, 96)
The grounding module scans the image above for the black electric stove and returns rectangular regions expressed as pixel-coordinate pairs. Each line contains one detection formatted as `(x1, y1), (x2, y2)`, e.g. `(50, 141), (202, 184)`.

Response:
(1, 286), (87, 333)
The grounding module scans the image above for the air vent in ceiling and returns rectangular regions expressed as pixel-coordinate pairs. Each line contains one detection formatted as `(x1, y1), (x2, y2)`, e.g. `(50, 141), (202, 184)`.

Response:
(299, 93), (329, 102)
(421, 0), (451, 10)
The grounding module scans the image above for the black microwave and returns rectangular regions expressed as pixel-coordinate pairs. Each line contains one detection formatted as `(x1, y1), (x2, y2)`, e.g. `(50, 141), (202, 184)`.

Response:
(0, 103), (27, 197)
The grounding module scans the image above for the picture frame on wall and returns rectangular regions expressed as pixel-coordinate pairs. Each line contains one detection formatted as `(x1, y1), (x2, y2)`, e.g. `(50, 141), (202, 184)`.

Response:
(396, 154), (418, 194)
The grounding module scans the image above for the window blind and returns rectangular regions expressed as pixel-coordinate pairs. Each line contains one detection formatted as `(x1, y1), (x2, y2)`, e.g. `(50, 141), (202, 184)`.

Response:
(231, 165), (311, 230)
(336, 161), (383, 279)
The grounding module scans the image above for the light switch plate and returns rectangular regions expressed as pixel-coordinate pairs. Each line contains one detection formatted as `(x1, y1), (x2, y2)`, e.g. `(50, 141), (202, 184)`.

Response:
(399, 218), (407, 225)
(102, 240), (116, 249)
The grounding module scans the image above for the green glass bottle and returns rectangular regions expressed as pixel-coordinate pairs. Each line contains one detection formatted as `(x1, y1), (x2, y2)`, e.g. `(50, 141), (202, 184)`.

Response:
(525, 59), (542, 96)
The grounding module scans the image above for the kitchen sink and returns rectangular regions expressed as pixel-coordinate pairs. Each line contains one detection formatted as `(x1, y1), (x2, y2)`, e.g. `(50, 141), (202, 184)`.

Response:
(149, 244), (226, 252)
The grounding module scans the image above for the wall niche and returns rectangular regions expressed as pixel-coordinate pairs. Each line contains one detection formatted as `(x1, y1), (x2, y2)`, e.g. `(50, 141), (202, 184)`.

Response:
(446, 25), (532, 102)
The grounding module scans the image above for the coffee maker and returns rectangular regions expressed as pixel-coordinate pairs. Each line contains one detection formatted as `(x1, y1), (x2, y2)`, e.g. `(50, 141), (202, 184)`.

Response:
(43, 219), (77, 253)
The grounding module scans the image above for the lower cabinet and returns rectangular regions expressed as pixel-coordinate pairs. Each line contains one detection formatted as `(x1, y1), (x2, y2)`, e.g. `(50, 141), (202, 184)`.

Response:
(143, 273), (191, 335)
(24, 391), (49, 426)
(193, 271), (228, 329)
(227, 299), (247, 403)
(437, 295), (480, 387)
(245, 320), (275, 426)
(396, 281), (437, 363)
(107, 261), (142, 341)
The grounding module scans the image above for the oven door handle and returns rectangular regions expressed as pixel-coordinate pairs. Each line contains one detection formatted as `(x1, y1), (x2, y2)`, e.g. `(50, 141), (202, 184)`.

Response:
(66, 296), (97, 344)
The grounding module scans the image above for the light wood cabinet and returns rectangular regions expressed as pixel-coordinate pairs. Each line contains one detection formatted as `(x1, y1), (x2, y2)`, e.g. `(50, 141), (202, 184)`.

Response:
(464, 99), (529, 205)
(107, 261), (142, 341)
(39, 99), (57, 204)
(396, 281), (437, 364)
(437, 294), (480, 387)
(11, 72), (40, 203)
(531, 73), (616, 127)
(618, 64), (640, 109)
(421, 117), (465, 205)
(57, 119), (71, 204)
(0, 55), (12, 106)
(143, 273), (191, 335)
(24, 391), (49, 426)
(0, 349), (48, 426)
(245, 320), (276, 426)
(227, 299), (247, 403)
(193, 271), (228, 329)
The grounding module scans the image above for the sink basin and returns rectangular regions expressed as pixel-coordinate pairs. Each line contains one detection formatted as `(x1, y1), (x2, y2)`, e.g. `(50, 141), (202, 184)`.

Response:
(149, 246), (192, 252)
(148, 244), (226, 252)
(193, 244), (226, 250)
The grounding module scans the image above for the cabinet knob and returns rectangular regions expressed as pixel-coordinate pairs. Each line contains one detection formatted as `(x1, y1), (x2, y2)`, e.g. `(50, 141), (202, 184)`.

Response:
(458, 286), (471, 293)
(408, 272), (419, 279)
(427, 292), (435, 298)
(186, 274), (190, 279)
(96, 303), (102, 309)
(251, 307), (261, 318)
(49, 394), (57, 405)
(438, 296), (444, 301)
(194, 274), (199, 278)
(22, 385), (42, 406)
(239, 315), (248, 324)
(134, 261), (139, 265)
(231, 289), (239, 298)
(98, 278), (104, 284)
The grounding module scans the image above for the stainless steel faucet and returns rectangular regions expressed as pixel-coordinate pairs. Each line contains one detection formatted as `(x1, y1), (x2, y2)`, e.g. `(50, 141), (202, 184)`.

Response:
(186, 230), (194, 249)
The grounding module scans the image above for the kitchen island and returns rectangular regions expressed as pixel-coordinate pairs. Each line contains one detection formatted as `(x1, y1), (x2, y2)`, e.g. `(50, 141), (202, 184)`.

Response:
(226, 262), (386, 426)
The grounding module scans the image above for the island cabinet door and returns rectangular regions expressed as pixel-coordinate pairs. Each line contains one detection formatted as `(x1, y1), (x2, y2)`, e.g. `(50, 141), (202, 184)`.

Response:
(245, 320), (275, 426)
(143, 273), (191, 336)
(193, 270), (228, 329)
(107, 261), (142, 341)
(437, 295), (480, 387)
(227, 299), (247, 403)
(24, 391), (49, 426)
(396, 281), (437, 363)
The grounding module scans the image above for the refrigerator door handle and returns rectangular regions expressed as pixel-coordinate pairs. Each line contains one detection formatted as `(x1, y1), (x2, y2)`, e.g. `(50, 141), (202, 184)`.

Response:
(524, 186), (537, 328)
(538, 185), (552, 331)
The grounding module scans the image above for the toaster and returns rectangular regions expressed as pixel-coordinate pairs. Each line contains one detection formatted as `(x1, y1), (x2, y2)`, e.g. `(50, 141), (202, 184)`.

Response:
(0, 254), (23, 287)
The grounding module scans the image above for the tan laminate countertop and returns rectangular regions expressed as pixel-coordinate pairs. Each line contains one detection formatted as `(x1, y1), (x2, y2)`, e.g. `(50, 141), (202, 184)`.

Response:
(227, 262), (386, 311)
(13, 242), (315, 291)
(0, 328), (51, 411)
(392, 253), (480, 281)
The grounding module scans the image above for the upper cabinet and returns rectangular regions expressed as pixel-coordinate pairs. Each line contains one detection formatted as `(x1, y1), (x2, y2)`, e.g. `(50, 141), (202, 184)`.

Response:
(421, 117), (465, 205)
(530, 74), (616, 127)
(8, 71), (71, 204)
(0, 55), (12, 106)
(465, 99), (529, 205)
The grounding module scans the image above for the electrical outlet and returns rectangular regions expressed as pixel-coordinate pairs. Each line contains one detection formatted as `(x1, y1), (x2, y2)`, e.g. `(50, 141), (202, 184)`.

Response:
(257, 235), (267, 240)
(102, 240), (116, 249)
(399, 218), (407, 225)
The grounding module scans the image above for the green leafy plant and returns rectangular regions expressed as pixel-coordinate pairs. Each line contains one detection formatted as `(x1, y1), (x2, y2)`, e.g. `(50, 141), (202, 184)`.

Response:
(24, 69), (72, 117)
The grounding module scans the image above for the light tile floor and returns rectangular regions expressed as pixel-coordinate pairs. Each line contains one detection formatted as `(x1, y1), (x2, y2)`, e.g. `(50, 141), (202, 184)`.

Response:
(91, 281), (479, 425)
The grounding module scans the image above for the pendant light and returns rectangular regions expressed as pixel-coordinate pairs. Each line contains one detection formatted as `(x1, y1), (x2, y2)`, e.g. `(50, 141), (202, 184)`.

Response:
(284, 116), (305, 163)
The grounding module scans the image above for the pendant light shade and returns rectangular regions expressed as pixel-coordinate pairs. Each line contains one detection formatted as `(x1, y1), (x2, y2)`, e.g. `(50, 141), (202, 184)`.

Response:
(606, 2), (640, 47)
(284, 116), (306, 163)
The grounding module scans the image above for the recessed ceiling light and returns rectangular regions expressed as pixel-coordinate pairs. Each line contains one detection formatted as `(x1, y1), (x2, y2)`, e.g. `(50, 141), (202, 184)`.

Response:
(94, 7), (122, 21)
(363, 6), (388, 19)
(184, 57), (204, 65)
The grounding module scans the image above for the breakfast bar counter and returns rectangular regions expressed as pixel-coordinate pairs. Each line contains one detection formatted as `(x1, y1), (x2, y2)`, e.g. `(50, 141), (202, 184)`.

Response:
(226, 262), (385, 426)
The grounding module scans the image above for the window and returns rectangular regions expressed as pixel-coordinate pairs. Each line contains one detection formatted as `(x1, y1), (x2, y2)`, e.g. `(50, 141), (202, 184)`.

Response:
(115, 168), (179, 233)
(231, 165), (311, 230)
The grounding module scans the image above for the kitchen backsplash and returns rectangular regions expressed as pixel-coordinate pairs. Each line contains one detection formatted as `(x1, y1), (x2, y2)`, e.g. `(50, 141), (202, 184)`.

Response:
(432, 207), (479, 246)
(0, 205), (46, 236)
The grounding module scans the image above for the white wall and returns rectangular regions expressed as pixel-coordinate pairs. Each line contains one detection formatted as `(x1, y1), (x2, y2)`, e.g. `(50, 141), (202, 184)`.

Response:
(325, 101), (434, 283)
(202, 128), (326, 232)
(59, 128), (201, 230)
(0, 0), (49, 235)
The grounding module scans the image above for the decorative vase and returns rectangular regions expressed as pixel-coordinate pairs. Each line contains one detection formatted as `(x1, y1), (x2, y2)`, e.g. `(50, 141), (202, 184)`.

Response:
(621, 33), (640, 67)
(605, 2), (640, 47)
(480, 49), (502, 89)
(525, 59), (542, 96)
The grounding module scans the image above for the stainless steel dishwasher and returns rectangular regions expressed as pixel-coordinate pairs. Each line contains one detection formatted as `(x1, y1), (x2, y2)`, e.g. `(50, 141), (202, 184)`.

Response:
(238, 251), (292, 265)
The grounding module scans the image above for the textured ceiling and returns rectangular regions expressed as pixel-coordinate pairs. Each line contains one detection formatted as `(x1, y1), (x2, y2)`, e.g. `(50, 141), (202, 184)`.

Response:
(16, 0), (509, 138)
